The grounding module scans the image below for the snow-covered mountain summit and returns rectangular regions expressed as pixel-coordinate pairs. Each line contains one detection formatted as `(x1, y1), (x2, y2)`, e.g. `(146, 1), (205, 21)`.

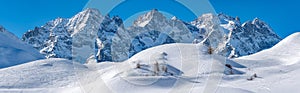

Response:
(67, 8), (103, 36)
(68, 8), (103, 63)
(22, 8), (103, 63)
(133, 9), (168, 27)
(130, 9), (194, 43)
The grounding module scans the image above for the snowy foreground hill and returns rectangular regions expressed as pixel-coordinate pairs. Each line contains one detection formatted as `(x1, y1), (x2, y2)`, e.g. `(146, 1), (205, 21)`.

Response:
(0, 32), (299, 93)
(0, 26), (44, 68)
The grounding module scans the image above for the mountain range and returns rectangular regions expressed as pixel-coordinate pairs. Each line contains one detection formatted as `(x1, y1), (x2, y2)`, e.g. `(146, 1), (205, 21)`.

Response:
(19, 8), (281, 63)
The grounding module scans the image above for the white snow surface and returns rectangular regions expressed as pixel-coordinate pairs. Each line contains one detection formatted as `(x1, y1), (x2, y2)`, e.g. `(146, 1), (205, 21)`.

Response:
(0, 26), (44, 68)
(230, 32), (300, 93)
(0, 32), (299, 93)
(235, 32), (300, 66)
(0, 43), (242, 93)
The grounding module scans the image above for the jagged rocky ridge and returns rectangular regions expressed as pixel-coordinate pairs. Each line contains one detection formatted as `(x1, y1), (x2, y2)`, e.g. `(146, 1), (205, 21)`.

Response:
(218, 14), (281, 57)
(22, 8), (281, 63)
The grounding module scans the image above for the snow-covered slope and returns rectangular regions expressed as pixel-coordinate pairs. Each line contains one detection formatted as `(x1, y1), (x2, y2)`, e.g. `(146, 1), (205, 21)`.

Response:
(0, 42), (246, 93)
(0, 26), (44, 68)
(1, 32), (300, 92)
(0, 58), (87, 88)
(235, 32), (300, 66)
(0, 58), (92, 93)
(82, 43), (246, 93)
(104, 33), (300, 93)
(220, 32), (300, 93)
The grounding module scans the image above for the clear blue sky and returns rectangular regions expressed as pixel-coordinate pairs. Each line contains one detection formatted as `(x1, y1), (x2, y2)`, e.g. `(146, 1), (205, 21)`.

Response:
(0, 0), (299, 38)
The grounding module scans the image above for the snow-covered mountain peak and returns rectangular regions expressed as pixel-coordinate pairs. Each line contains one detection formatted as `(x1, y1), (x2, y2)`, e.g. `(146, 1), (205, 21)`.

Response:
(252, 17), (261, 23)
(73, 8), (102, 20)
(171, 16), (178, 20)
(218, 13), (241, 25)
(51, 17), (67, 24)
(242, 18), (263, 26)
(68, 9), (104, 63)
(83, 8), (102, 14)
(251, 18), (271, 28)
(42, 18), (68, 32)
(196, 13), (218, 21)
(199, 13), (214, 18)
(71, 8), (102, 20)
(191, 13), (227, 49)
(67, 8), (103, 36)
(201, 13), (241, 27)
(68, 8), (104, 30)
(133, 9), (167, 27)
(241, 17), (278, 35)
(109, 9), (194, 62)
(242, 17), (263, 26)
(192, 13), (221, 28)
(22, 8), (104, 62)
(143, 9), (165, 19)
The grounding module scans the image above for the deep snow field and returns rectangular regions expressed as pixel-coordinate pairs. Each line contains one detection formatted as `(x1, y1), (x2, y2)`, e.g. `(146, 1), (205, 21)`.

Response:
(0, 32), (299, 93)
